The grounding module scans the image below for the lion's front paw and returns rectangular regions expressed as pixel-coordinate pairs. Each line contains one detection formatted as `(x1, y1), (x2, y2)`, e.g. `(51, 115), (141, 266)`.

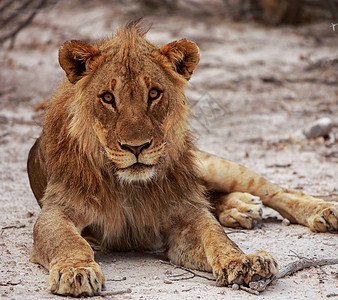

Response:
(217, 192), (263, 229)
(212, 250), (278, 287)
(48, 260), (104, 297)
(307, 202), (338, 232)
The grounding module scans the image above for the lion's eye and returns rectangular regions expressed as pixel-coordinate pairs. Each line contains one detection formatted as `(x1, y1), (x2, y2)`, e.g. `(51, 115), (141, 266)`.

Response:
(148, 89), (162, 101)
(101, 92), (115, 106)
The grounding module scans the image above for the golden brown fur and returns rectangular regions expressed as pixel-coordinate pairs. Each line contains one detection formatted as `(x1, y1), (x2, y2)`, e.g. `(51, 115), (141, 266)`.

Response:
(27, 23), (338, 297)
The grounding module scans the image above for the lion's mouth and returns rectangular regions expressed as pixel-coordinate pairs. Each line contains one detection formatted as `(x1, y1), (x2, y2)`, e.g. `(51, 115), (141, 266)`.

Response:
(121, 162), (155, 170)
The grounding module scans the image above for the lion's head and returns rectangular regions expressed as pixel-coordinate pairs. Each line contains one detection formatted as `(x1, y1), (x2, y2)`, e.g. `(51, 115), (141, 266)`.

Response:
(57, 23), (199, 183)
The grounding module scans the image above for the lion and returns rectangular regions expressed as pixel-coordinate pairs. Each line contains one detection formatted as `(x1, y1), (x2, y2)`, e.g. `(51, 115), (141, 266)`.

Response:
(27, 22), (338, 297)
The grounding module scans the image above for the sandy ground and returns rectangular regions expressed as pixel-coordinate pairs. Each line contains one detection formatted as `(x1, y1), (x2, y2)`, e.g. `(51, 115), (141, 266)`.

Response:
(0, 1), (337, 299)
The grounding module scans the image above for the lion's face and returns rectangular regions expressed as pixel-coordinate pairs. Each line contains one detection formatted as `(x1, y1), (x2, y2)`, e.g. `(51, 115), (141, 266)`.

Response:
(91, 62), (170, 182)
(58, 25), (199, 182)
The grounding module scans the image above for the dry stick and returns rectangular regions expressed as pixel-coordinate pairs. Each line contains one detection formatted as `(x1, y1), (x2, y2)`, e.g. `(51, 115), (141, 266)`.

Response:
(0, 0), (32, 28)
(160, 260), (215, 281)
(249, 258), (338, 292)
(279, 258), (338, 278)
(0, 1), (13, 15)
(327, 293), (338, 298)
(98, 288), (132, 297)
(0, 280), (22, 286)
(1, 224), (26, 230)
(12, 0), (64, 14)
(0, 224), (26, 235)
(106, 276), (127, 282)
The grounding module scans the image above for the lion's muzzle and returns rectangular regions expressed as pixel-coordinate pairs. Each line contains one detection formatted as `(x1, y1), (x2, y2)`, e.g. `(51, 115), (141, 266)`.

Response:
(118, 139), (152, 160)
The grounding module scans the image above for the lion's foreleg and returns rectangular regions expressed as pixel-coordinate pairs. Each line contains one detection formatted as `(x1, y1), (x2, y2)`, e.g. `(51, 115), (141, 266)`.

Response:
(31, 205), (104, 297)
(166, 209), (278, 286)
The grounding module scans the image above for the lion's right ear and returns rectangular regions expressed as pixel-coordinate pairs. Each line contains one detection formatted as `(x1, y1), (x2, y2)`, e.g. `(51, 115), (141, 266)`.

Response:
(58, 40), (100, 84)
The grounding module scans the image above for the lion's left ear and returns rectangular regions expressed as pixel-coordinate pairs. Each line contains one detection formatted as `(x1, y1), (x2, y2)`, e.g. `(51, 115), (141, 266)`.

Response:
(160, 39), (199, 81)
(58, 40), (100, 84)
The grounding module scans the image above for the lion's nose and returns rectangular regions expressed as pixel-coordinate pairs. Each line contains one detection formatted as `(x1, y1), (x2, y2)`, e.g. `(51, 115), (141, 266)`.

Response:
(119, 140), (152, 158)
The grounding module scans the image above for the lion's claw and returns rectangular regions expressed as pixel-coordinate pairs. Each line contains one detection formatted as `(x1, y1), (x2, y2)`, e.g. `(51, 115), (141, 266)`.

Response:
(217, 192), (263, 229)
(48, 260), (104, 297)
(212, 250), (278, 287)
(308, 203), (338, 232)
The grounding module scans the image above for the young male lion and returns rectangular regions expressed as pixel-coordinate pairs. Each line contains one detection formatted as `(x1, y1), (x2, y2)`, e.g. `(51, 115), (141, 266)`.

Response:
(27, 23), (338, 297)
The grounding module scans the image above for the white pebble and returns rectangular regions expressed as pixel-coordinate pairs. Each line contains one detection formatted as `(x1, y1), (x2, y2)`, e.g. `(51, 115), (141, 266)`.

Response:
(282, 219), (290, 226)
(303, 117), (333, 139)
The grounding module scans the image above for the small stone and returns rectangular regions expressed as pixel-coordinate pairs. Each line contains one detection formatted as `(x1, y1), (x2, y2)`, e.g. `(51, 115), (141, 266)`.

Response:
(303, 117), (333, 139)
(282, 218), (290, 226)
(232, 283), (239, 290)
(26, 211), (34, 218)
(163, 280), (172, 284)
(0, 242), (5, 246)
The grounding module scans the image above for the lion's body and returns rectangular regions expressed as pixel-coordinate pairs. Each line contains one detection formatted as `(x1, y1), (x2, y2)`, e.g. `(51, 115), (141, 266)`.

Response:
(28, 135), (205, 253)
(27, 23), (338, 297)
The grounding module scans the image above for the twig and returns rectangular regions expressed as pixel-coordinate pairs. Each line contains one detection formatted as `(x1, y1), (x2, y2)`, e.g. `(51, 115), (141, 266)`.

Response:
(330, 23), (338, 31)
(0, 1), (13, 15)
(278, 258), (338, 279)
(249, 257), (338, 292)
(165, 269), (196, 281)
(288, 249), (309, 260)
(11, 0), (63, 14)
(266, 163), (292, 168)
(0, 0), (31, 28)
(98, 288), (132, 297)
(106, 276), (127, 281)
(0, 280), (22, 286)
(327, 293), (338, 298)
(1, 224), (26, 235)
(1, 224), (26, 230)
(160, 260), (215, 281)
(0, 0), (47, 48)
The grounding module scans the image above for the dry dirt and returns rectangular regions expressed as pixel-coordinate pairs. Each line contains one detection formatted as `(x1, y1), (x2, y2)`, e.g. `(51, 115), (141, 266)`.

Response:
(0, 1), (337, 300)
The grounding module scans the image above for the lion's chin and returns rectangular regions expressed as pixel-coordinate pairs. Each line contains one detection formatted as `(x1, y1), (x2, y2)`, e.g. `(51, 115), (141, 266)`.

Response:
(116, 163), (156, 184)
